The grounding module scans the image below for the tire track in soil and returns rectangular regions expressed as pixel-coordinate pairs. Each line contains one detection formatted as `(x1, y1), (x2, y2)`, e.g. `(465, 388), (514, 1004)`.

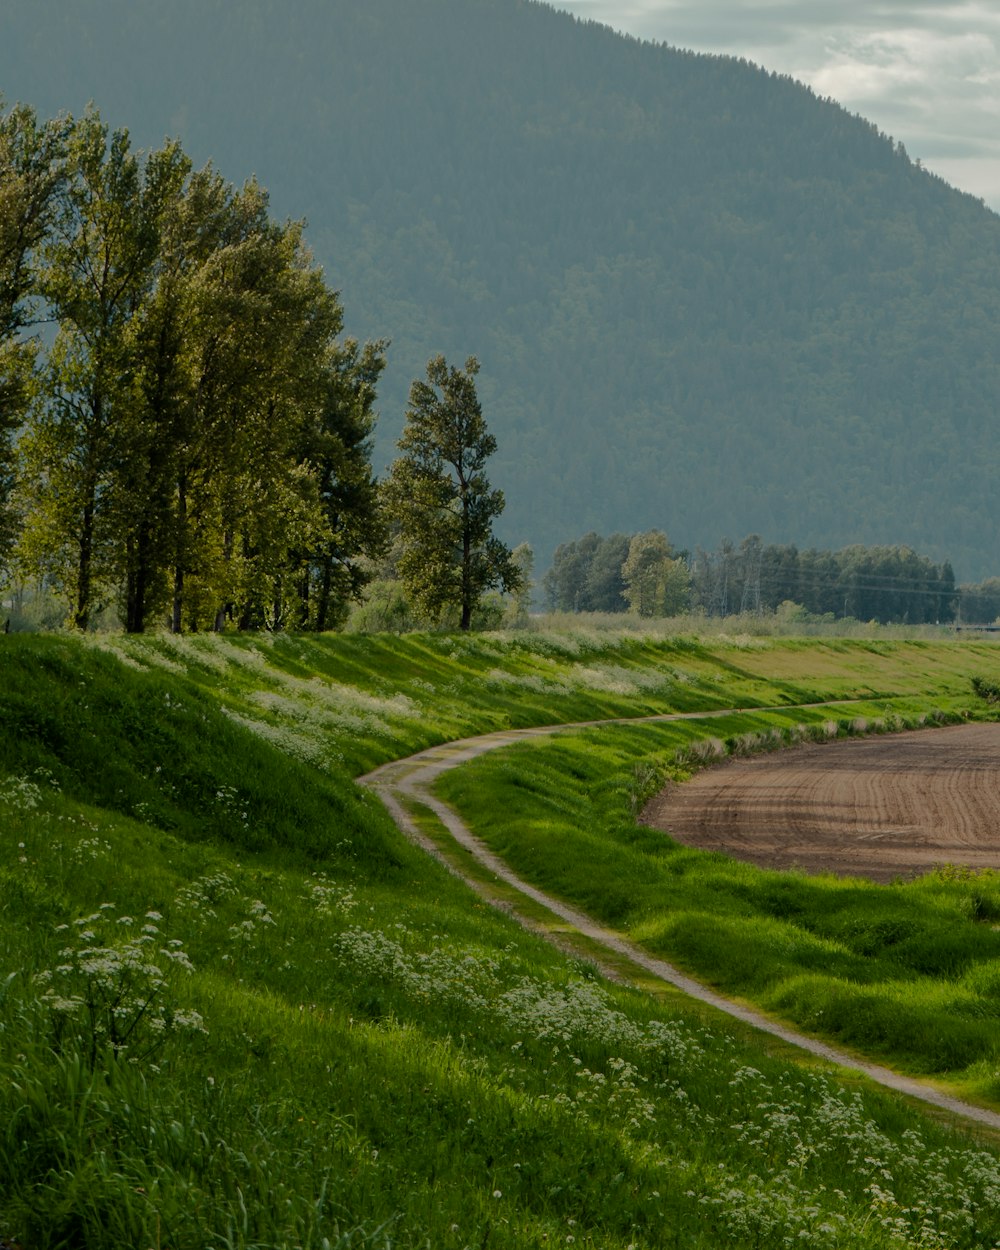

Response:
(359, 710), (1000, 1132)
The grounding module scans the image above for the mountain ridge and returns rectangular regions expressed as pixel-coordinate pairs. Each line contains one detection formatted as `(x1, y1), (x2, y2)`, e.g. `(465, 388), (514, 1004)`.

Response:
(3, 0), (999, 576)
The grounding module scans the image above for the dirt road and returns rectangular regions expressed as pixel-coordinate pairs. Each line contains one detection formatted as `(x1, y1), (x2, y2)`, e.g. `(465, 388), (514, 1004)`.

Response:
(359, 713), (1000, 1131)
(643, 721), (1000, 882)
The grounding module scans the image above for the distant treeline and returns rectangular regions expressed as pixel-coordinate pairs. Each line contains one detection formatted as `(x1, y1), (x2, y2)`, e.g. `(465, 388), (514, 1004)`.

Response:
(543, 531), (1000, 625)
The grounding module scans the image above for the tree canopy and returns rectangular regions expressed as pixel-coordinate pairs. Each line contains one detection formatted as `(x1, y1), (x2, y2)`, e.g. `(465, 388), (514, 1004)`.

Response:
(7, 107), (388, 633)
(0, 101), (67, 578)
(385, 354), (520, 630)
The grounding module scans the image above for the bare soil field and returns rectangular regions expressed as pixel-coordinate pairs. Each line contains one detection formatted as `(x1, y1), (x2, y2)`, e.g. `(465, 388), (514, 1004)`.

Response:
(642, 722), (1000, 882)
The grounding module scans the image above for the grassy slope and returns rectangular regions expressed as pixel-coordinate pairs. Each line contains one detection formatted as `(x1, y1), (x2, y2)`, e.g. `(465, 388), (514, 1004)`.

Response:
(436, 708), (1000, 1088)
(3, 630), (1000, 1248)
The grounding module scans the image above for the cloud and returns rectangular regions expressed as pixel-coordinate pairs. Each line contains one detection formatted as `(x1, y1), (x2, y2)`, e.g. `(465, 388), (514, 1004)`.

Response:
(557, 1), (1000, 208)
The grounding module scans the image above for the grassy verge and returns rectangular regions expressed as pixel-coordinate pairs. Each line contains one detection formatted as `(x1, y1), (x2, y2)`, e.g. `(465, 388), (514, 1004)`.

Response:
(2, 631), (1000, 1247)
(434, 699), (1000, 1103)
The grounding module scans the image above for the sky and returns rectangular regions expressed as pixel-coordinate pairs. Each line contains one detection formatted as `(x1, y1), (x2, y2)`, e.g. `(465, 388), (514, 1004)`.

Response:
(558, 1), (1000, 212)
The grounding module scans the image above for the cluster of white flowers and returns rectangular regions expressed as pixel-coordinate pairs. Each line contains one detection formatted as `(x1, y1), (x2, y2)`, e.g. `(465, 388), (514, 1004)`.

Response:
(69, 836), (113, 864)
(213, 784), (250, 827)
(332, 915), (1000, 1246)
(334, 926), (502, 1014)
(0, 774), (45, 810)
(232, 666), (419, 756)
(33, 904), (206, 1061)
(724, 1072), (999, 1246)
(173, 870), (240, 923)
(484, 660), (680, 701)
(497, 978), (645, 1049)
(229, 898), (277, 945)
(304, 874), (357, 916)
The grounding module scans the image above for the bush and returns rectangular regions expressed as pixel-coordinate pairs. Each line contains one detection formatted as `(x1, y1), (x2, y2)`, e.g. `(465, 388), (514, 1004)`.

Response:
(971, 675), (1000, 704)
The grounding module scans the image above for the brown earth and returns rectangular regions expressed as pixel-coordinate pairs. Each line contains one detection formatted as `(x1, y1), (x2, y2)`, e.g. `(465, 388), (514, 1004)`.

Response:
(642, 721), (1000, 882)
(362, 713), (1000, 1127)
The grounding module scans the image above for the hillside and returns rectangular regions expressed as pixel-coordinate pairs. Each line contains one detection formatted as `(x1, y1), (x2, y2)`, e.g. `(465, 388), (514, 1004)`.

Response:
(6, 630), (1000, 1245)
(3, 0), (1000, 575)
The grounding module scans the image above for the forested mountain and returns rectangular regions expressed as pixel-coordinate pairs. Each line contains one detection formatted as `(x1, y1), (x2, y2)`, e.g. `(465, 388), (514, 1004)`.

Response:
(4, 0), (1000, 576)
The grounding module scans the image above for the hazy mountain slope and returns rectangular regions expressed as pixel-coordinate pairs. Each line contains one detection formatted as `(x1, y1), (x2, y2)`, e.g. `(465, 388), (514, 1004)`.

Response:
(3, 0), (1000, 575)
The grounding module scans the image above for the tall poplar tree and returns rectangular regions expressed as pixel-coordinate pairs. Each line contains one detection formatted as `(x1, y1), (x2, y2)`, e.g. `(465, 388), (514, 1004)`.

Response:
(385, 354), (520, 630)
(16, 109), (386, 633)
(0, 100), (67, 576)
(18, 114), (186, 628)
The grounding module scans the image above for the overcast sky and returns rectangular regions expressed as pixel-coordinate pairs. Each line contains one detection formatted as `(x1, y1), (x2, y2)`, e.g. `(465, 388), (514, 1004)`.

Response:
(558, 1), (1000, 212)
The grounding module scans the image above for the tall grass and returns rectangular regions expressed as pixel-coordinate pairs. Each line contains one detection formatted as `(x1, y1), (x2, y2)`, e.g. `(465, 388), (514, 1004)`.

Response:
(2, 630), (1000, 1246)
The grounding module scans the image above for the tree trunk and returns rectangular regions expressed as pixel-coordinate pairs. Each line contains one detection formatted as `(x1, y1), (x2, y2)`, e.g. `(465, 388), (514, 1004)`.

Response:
(171, 471), (187, 633)
(125, 520), (156, 633)
(214, 527), (235, 631)
(315, 557), (334, 633)
(460, 523), (472, 631)
(74, 498), (94, 632)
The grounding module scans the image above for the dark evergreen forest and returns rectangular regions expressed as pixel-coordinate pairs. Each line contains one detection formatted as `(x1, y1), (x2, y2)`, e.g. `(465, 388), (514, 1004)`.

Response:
(4, 0), (1000, 577)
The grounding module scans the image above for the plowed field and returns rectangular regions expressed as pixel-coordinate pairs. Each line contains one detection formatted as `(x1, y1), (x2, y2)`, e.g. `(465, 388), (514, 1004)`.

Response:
(642, 722), (1000, 881)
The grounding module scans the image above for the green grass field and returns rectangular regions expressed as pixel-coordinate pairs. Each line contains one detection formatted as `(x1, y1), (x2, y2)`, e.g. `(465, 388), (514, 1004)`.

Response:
(434, 708), (1000, 1092)
(3, 629), (1000, 1248)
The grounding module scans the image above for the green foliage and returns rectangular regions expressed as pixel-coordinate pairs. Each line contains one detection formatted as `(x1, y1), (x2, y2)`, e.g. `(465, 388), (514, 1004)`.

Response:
(5, 2), (1000, 572)
(547, 530), (961, 624)
(0, 99), (68, 580)
(10, 110), (385, 634)
(345, 577), (421, 634)
(3, 632), (1000, 1244)
(622, 529), (691, 617)
(691, 536), (958, 623)
(971, 675), (1000, 704)
(544, 531), (631, 613)
(958, 578), (1000, 625)
(0, 635), (401, 864)
(385, 354), (520, 630)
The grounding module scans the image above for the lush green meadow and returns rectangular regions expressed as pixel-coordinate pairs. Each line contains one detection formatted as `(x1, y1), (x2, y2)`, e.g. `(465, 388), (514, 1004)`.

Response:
(435, 707), (1000, 1091)
(4, 629), (1000, 1248)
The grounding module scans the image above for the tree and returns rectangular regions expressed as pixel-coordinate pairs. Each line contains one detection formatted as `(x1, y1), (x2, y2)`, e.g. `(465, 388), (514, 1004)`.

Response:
(542, 531), (600, 611)
(959, 576), (1000, 624)
(504, 541), (534, 626)
(0, 100), (67, 577)
(126, 177), (387, 634)
(542, 530), (630, 613)
(385, 354), (520, 630)
(293, 336), (388, 632)
(587, 532), (631, 611)
(17, 112), (386, 634)
(622, 530), (690, 617)
(18, 114), (185, 630)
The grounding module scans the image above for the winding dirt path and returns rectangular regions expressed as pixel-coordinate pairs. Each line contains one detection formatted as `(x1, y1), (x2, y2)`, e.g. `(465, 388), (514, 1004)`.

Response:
(358, 710), (1000, 1132)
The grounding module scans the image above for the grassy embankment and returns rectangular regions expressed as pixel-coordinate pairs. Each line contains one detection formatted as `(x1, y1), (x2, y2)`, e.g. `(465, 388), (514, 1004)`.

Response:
(434, 637), (1000, 1101)
(2, 629), (1000, 1248)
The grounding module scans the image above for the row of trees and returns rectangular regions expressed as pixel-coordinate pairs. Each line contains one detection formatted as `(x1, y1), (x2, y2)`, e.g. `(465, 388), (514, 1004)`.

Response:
(543, 530), (690, 617)
(691, 537), (956, 625)
(0, 103), (519, 634)
(546, 530), (965, 625)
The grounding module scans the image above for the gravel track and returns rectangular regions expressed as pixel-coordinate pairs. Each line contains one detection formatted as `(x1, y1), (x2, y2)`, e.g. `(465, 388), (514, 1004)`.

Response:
(359, 711), (1000, 1132)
